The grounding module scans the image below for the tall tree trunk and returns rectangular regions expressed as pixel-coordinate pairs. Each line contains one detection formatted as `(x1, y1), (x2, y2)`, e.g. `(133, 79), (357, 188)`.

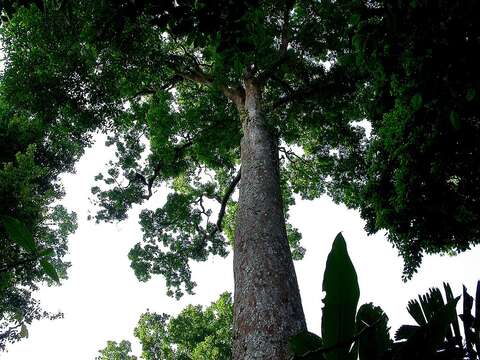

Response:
(233, 79), (307, 359)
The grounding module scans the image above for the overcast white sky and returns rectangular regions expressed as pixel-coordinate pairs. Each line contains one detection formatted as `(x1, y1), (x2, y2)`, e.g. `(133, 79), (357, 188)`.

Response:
(3, 137), (480, 359)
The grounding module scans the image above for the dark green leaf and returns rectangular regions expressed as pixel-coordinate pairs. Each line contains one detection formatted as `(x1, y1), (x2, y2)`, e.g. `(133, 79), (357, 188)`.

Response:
(19, 324), (28, 339)
(289, 331), (323, 358)
(462, 286), (476, 357)
(350, 14), (361, 26)
(466, 88), (476, 102)
(40, 259), (60, 283)
(443, 282), (462, 347)
(395, 297), (460, 358)
(2, 216), (36, 253)
(356, 303), (391, 360)
(474, 281), (480, 356)
(450, 111), (460, 129)
(395, 324), (419, 341)
(322, 233), (359, 360)
(38, 248), (55, 258)
(406, 299), (427, 326)
(410, 94), (423, 111)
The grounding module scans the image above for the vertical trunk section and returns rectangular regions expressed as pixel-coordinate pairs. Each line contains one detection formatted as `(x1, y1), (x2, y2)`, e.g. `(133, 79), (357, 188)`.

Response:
(233, 79), (307, 359)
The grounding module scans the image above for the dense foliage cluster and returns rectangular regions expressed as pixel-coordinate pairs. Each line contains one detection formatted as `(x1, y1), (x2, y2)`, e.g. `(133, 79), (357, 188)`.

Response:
(351, 0), (480, 277)
(97, 292), (233, 360)
(0, 0), (365, 300)
(0, 70), (81, 348)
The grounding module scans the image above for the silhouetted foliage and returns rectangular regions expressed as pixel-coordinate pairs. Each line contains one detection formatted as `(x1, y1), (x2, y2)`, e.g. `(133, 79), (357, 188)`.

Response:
(291, 233), (480, 360)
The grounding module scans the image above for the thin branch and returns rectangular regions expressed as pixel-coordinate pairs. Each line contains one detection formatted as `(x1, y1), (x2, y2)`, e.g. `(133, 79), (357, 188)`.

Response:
(140, 140), (193, 200)
(195, 168), (241, 245)
(257, 0), (295, 82)
(0, 324), (22, 341)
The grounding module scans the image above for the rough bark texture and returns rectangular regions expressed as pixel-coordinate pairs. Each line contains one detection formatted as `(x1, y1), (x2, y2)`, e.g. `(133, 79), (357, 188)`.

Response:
(233, 79), (307, 359)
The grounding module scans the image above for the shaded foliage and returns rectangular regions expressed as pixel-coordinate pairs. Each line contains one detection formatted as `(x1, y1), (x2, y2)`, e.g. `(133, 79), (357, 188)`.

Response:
(0, 0), (365, 299)
(0, 95), (78, 349)
(353, 0), (480, 278)
(333, 0), (480, 277)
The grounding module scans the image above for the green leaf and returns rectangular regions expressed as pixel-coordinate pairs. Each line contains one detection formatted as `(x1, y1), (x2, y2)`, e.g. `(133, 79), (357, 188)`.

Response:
(2, 216), (37, 253)
(466, 88), (476, 102)
(322, 233), (360, 360)
(350, 14), (361, 26)
(289, 331), (323, 358)
(396, 296), (460, 358)
(0, 272), (13, 290)
(352, 34), (362, 51)
(38, 248), (55, 258)
(410, 94), (423, 111)
(356, 303), (391, 360)
(450, 111), (460, 129)
(19, 324), (28, 338)
(40, 259), (60, 283)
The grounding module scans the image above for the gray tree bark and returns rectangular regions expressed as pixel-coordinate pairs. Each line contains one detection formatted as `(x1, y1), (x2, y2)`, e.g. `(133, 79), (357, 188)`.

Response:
(233, 79), (307, 359)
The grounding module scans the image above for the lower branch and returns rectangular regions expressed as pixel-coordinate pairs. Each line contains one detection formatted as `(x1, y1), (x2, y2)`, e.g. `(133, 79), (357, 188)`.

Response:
(217, 169), (241, 231)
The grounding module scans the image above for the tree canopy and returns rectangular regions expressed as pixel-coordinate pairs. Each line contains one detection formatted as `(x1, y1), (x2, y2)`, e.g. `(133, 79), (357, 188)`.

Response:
(0, 75), (78, 349)
(1, 0), (480, 355)
(0, 0), (363, 297)
(347, 0), (480, 277)
(98, 292), (232, 360)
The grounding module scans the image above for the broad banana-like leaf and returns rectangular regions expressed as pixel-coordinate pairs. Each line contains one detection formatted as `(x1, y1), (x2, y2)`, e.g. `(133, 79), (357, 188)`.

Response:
(444, 282), (462, 347)
(321, 233), (359, 360)
(289, 331), (324, 360)
(395, 296), (460, 359)
(356, 303), (391, 360)
(461, 286), (476, 358)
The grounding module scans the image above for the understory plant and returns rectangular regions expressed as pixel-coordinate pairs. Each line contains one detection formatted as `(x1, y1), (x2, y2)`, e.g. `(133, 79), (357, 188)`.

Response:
(290, 233), (480, 360)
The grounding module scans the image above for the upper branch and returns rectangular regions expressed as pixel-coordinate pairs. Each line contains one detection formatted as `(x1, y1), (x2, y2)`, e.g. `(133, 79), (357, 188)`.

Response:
(164, 58), (245, 107)
(256, 0), (295, 82)
(139, 140), (193, 200)
(194, 168), (241, 245)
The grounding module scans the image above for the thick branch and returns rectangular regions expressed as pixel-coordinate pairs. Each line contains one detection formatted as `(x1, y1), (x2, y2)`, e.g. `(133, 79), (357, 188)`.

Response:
(164, 59), (245, 107)
(216, 169), (242, 232)
(181, 70), (245, 107)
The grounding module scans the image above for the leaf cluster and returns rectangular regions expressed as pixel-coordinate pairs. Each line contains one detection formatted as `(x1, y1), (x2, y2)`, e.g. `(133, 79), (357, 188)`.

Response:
(97, 292), (233, 360)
